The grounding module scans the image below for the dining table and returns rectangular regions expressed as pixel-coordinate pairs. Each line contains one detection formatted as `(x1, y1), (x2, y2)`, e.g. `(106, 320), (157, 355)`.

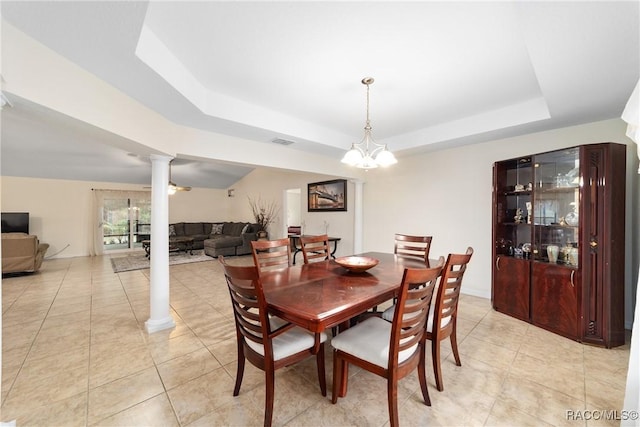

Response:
(260, 251), (434, 333)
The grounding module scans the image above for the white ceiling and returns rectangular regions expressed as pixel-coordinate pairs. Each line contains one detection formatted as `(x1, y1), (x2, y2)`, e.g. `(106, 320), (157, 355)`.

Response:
(1, 1), (638, 188)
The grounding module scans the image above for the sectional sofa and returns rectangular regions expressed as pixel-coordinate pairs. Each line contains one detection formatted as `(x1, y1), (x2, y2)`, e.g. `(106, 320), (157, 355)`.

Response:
(169, 221), (262, 257)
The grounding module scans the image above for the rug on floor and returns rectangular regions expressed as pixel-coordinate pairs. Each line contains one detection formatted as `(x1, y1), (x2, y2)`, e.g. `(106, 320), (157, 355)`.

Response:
(110, 250), (213, 273)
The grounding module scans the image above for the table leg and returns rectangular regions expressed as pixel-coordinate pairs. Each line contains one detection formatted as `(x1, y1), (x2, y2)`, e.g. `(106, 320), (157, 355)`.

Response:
(143, 242), (151, 258)
(330, 240), (339, 259)
(293, 249), (301, 265)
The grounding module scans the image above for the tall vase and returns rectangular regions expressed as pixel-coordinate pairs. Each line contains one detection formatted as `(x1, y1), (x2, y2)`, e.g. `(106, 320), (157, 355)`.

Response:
(547, 245), (559, 263)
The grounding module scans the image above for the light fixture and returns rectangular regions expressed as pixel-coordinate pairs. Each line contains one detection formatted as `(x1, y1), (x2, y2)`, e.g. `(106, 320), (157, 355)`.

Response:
(341, 77), (397, 169)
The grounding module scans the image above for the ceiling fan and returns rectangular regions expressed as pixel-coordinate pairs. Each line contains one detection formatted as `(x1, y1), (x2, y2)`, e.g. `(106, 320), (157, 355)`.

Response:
(145, 159), (192, 194)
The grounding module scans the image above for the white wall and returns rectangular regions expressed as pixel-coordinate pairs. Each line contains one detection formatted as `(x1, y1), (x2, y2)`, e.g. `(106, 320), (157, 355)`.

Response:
(363, 118), (639, 327)
(0, 176), (228, 258)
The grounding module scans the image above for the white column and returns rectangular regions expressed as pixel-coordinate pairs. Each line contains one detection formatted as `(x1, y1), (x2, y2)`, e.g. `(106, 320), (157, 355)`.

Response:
(145, 154), (176, 333)
(353, 180), (364, 254)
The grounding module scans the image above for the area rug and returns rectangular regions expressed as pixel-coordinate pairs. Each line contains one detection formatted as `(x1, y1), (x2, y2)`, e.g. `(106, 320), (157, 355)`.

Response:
(110, 250), (213, 273)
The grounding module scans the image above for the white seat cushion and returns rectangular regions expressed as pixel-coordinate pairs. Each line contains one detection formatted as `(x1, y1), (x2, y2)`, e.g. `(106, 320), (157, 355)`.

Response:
(246, 325), (328, 361)
(330, 317), (418, 368)
(382, 304), (450, 332)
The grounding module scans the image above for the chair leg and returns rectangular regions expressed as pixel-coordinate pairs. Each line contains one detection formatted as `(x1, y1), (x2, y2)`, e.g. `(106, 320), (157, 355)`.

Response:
(264, 367), (275, 427)
(316, 343), (327, 396)
(450, 323), (462, 367)
(233, 345), (245, 396)
(387, 377), (399, 427)
(431, 338), (444, 392)
(339, 358), (349, 397)
(331, 351), (342, 404)
(418, 346), (431, 406)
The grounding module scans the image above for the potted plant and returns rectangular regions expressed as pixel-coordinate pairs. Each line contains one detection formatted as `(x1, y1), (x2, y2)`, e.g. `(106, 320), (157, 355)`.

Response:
(248, 196), (279, 239)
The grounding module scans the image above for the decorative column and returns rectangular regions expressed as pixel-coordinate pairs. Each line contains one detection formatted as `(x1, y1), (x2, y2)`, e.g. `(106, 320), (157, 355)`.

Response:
(353, 180), (364, 254)
(145, 154), (176, 333)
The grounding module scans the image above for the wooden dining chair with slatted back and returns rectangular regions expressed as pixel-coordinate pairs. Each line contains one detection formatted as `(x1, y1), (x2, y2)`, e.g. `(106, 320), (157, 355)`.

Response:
(251, 238), (292, 273)
(426, 246), (473, 392)
(394, 233), (433, 262)
(299, 234), (331, 264)
(220, 256), (327, 427)
(367, 233), (434, 315)
(330, 261), (443, 427)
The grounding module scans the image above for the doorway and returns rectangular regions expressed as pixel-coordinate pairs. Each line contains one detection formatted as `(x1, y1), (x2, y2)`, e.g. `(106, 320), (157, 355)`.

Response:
(285, 188), (302, 235)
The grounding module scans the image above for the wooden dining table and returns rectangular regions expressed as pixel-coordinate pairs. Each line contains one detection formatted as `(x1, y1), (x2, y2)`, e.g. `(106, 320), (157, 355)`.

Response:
(260, 251), (434, 334)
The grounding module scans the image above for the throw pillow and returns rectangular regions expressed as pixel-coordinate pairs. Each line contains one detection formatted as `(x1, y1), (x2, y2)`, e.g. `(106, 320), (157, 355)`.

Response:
(211, 223), (224, 235)
(241, 223), (250, 234)
(169, 224), (176, 236)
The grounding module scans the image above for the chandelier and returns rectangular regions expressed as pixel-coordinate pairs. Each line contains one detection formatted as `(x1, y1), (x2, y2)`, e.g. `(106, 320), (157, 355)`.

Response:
(341, 77), (397, 169)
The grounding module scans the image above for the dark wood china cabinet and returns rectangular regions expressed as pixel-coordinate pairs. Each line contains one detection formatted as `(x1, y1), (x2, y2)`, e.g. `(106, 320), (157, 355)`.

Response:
(492, 143), (626, 347)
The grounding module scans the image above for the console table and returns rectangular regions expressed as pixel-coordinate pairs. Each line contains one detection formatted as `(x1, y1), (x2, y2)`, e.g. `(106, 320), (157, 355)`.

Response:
(288, 235), (341, 265)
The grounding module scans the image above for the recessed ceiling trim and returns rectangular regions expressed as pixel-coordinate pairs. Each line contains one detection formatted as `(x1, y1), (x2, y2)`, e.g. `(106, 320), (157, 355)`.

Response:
(385, 97), (551, 150)
(135, 24), (352, 151)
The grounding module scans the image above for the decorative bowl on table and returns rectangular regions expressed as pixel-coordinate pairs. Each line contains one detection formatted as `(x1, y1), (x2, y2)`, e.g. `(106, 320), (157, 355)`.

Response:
(334, 256), (379, 273)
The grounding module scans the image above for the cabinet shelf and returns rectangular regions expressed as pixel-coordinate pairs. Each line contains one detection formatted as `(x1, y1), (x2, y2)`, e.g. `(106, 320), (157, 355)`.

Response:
(503, 191), (532, 196)
(533, 224), (578, 229)
(538, 186), (579, 193)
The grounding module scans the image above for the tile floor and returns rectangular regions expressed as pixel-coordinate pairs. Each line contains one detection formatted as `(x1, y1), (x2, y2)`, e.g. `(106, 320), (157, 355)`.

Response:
(0, 254), (631, 426)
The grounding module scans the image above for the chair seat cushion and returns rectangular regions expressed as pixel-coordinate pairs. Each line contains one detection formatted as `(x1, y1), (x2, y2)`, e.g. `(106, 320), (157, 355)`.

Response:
(330, 317), (418, 368)
(246, 324), (328, 361)
(382, 304), (450, 332)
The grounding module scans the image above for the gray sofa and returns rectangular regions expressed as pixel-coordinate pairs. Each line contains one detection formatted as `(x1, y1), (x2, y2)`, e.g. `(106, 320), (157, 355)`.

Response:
(169, 221), (261, 257)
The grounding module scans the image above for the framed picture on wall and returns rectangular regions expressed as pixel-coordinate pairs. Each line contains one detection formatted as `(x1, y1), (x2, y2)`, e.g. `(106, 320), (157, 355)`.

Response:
(308, 179), (347, 212)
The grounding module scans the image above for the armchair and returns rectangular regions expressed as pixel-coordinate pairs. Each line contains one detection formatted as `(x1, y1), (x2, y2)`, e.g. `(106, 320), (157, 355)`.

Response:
(1, 233), (49, 274)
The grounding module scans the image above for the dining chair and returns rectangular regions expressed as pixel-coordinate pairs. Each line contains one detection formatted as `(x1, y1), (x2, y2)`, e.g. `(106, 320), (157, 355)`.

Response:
(299, 234), (331, 264)
(426, 247), (474, 391)
(394, 233), (433, 262)
(219, 256), (327, 427)
(366, 233), (433, 316)
(382, 247), (473, 391)
(251, 238), (292, 272)
(330, 263), (443, 427)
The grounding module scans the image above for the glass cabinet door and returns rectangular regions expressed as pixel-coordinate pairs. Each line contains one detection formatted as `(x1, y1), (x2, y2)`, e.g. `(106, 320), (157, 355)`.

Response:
(494, 157), (533, 259)
(533, 148), (580, 267)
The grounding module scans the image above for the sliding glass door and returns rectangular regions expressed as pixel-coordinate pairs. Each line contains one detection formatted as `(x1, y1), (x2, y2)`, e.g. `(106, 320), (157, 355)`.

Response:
(102, 196), (151, 252)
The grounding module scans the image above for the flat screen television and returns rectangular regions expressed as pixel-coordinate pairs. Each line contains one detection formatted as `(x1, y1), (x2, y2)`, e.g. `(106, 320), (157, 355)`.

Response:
(1, 212), (29, 234)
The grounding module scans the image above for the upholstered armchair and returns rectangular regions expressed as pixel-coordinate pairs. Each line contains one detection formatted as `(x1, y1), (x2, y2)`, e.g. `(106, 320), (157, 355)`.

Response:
(1, 233), (49, 274)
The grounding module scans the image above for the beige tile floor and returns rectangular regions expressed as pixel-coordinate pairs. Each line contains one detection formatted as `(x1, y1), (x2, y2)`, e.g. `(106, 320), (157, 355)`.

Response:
(0, 254), (631, 426)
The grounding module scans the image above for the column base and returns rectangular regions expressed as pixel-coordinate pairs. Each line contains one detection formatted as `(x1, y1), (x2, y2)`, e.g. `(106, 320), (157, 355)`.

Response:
(145, 316), (176, 334)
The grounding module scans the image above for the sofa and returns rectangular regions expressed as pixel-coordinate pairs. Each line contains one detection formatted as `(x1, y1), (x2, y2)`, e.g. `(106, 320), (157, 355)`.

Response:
(169, 222), (262, 257)
(1, 233), (49, 274)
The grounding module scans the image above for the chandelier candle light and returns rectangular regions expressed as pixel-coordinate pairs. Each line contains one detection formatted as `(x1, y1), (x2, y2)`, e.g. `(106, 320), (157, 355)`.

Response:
(341, 77), (397, 169)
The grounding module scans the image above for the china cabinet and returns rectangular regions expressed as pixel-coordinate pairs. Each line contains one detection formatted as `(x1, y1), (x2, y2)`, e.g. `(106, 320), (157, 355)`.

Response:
(491, 143), (626, 347)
